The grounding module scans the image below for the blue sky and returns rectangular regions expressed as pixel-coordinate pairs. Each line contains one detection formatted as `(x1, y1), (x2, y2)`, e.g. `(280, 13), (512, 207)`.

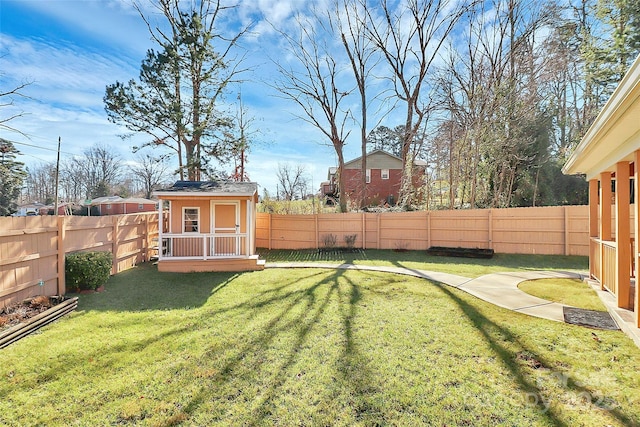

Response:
(0, 0), (362, 196)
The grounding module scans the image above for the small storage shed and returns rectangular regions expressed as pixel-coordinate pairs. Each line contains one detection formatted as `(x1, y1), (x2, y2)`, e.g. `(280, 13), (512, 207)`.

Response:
(152, 180), (264, 273)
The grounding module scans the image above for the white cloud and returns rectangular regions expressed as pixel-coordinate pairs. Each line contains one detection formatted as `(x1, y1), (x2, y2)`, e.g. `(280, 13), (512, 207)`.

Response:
(1, 0), (375, 199)
(11, 0), (152, 56)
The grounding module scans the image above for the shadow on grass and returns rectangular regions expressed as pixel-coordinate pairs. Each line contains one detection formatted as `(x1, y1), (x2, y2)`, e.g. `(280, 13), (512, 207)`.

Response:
(78, 262), (331, 315)
(176, 267), (380, 424)
(75, 262), (240, 311)
(436, 284), (636, 427)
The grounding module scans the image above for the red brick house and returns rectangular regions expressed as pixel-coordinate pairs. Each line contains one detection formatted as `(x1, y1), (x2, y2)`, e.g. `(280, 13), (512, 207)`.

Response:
(320, 150), (427, 206)
(89, 196), (157, 215)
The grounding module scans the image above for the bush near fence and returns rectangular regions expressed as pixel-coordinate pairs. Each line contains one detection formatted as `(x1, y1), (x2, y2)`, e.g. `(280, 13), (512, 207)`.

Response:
(256, 205), (590, 256)
(0, 213), (158, 308)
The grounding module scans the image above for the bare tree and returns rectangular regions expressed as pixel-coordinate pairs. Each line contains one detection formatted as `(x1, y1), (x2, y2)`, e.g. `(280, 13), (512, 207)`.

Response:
(0, 74), (33, 137)
(363, 0), (468, 208)
(333, 0), (380, 209)
(130, 153), (172, 199)
(436, 0), (558, 208)
(228, 92), (258, 182)
(59, 158), (86, 203)
(24, 162), (57, 203)
(276, 162), (308, 201)
(272, 12), (352, 212)
(74, 144), (123, 198)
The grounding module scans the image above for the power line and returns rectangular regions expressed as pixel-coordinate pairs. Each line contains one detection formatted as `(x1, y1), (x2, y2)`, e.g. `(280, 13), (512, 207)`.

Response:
(7, 139), (77, 156)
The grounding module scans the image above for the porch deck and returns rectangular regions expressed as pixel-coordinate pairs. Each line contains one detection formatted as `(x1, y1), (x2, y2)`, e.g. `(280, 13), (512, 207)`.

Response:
(154, 233), (264, 272)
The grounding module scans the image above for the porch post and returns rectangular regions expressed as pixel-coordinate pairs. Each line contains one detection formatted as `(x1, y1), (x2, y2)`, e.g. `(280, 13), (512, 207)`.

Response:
(600, 172), (612, 241)
(615, 162), (631, 309)
(600, 172), (612, 290)
(246, 199), (251, 256)
(157, 198), (163, 260)
(589, 179), (599, 238)
(589, 179), (599, 279)
(635, 152), (640, 326)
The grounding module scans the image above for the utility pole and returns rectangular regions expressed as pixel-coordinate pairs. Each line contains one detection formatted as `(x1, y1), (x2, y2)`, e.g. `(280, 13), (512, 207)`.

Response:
(237, 91), (246, 182)
(54, 136), (61, 216)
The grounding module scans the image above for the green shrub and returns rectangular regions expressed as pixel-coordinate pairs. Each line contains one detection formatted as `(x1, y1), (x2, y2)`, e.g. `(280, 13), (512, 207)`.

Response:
(65, 251), (113, 291)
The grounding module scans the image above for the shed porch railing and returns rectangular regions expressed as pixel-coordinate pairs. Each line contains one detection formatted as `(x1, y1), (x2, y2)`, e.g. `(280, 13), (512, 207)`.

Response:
(159, 233), (248, 260)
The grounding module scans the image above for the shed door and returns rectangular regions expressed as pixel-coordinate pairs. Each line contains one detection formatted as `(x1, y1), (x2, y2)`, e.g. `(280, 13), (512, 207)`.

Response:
(212, 202), (240, 255)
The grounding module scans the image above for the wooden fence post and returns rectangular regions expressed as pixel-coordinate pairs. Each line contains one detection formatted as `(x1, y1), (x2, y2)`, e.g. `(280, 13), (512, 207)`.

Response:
(427, 212), (431, 249)
(376, 213), (381, 249)
(57, 216), (66, 295)
(268, 214), (272, 250)
(564, 206), (570, 256)
(315, 214), (319, 249)
(112, 216), (119, 274)
(488, 209), (493, 250)
(361, 212), (366, 250)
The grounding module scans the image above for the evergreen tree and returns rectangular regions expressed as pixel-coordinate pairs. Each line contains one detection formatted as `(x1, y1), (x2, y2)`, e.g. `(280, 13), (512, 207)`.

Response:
(0, 139), (26, 216)
(104, 0), (250, 181)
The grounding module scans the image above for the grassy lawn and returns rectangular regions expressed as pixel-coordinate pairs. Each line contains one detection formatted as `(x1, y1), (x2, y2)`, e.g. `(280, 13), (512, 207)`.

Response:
(519, 278), (608, 311)
(2, 255), (639, 426)
(258, 248), (589, 278)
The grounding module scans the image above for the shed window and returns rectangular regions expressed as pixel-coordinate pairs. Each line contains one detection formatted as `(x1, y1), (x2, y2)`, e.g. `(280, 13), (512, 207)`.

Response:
(106, 204), (112, 209)
(381, 169), (389, 180)
(183, 207), (199, 233)
(138, 203), (144, 209)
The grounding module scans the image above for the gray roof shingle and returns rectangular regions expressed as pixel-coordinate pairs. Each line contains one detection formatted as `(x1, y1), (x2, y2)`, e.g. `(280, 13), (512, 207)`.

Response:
(155, 180), (258, 195)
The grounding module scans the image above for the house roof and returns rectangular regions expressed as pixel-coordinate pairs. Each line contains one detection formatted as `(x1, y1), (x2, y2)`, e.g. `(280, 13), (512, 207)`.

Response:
(341, 149), (427, 169)
(153, 180), (258, 197)
(563, 53), (640, 179)
(120, 197), (157, 204)
(89, 196), (123, 205)
(18, 202), (46, 209)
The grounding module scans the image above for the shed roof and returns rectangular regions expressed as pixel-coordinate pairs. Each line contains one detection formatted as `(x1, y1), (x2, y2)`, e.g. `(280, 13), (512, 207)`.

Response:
(153, 180), (258, 197)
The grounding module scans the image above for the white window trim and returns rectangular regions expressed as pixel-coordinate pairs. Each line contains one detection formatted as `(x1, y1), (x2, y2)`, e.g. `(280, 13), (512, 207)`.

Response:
(366, 169), (371, 184)
(182, 207), (200, 234)
(381, 169), (390, 180)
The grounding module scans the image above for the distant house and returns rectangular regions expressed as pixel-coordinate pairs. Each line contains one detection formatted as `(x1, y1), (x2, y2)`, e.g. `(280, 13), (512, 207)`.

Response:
(39, 202), (77, 215)
(320, 149), (427, 206)
(89, 196), (157, 216)
(14, 202), (46, 216)
(152, 180), (263, 273)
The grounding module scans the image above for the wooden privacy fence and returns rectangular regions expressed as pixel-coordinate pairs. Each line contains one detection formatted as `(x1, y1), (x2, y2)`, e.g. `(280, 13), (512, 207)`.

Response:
(0, 213), (158, 308)
(2, 206), (588, 308)
(257, 205), (589, 256)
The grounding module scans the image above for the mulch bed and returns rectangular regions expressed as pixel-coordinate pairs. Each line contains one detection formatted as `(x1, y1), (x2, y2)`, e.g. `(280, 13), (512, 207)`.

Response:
(426, 246), (495, 259)
(0, 296), (65, 332)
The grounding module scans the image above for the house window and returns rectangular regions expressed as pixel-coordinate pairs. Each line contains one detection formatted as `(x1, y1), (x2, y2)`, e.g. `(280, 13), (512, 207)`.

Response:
(138, 203), (144, 209)
(183, 207), (199, 233)
(381, 169), (389, 180)
(366, 169), (371, 183)
(106, 204), (112, 209)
